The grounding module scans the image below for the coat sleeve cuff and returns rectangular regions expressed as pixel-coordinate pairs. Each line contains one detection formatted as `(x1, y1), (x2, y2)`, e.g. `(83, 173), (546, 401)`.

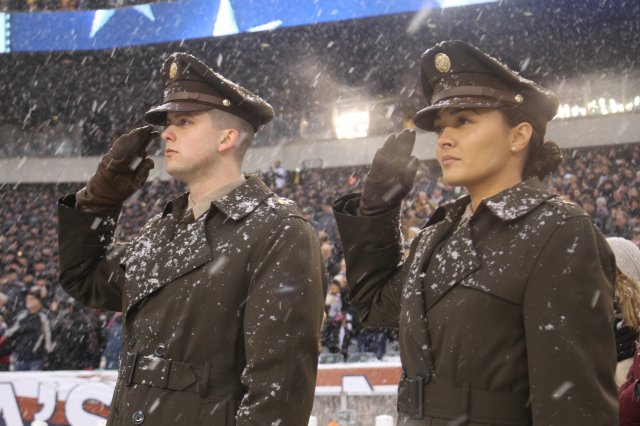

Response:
(58, 193), (120, 250)
(333, 193), (402, 250)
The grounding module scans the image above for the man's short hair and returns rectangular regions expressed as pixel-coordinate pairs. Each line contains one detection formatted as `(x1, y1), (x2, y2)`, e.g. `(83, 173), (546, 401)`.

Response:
(209, 109), (255, 161)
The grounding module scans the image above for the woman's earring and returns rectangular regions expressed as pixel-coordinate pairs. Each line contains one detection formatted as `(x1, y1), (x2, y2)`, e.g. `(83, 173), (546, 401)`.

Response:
(511, 146), (517, 152)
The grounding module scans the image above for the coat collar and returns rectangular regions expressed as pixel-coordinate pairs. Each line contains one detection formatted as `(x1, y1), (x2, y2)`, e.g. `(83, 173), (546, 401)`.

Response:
(161, 175), (273, 221)
(213, 175), (273, 220)
(481, 177), (555, 221)
(427, 177), (554, 225)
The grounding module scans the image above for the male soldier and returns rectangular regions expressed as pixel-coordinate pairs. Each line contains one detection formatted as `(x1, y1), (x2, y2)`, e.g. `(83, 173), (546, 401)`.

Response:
(58, 52), (327, 426)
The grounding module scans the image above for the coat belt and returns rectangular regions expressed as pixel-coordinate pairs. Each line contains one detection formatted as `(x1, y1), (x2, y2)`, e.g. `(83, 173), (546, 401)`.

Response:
(398, 376), (531, 425)
(121, 352), (245, 400)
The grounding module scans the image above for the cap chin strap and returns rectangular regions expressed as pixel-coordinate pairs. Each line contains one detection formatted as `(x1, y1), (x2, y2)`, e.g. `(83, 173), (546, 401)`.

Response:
(431, 86), (523, 105)
(164, 91), (261, 131)
(430, 85), (547, 134)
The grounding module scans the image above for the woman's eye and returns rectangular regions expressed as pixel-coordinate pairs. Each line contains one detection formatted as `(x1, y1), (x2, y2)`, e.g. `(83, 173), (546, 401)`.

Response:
(458, 117), (472, 126)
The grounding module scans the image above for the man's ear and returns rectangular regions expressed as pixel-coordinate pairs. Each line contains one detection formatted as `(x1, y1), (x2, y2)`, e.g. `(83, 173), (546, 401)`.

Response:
(217, 129), (239, 153)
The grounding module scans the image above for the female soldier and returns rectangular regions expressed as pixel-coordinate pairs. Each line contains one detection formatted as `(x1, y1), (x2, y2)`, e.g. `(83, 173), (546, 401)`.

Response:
(334, 40), (617, 425)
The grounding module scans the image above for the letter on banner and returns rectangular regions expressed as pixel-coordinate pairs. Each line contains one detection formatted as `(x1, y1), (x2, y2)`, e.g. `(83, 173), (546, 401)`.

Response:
(0, 383), (23, 426)
(33, 383), (57, 422)
(65, 382), (114, 426)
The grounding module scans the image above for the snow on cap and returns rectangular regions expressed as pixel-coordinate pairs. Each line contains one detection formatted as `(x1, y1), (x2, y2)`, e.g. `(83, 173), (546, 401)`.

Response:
(414, 40), (559, 133)
(145, 52), (274, 131)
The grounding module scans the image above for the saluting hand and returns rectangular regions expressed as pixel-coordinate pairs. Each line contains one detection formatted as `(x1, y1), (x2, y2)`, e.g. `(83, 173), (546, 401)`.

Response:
(359, 128), (418, 216)
(76, 125), (159, 213)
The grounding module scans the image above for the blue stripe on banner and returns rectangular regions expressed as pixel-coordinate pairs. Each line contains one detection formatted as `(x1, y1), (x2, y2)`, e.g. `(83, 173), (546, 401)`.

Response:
(5, 0), (497, 53)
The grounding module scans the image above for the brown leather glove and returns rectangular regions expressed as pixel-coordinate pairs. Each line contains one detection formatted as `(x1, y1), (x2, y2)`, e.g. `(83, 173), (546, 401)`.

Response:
(76, 126), (158, 213)
(358, 129), (418, 216)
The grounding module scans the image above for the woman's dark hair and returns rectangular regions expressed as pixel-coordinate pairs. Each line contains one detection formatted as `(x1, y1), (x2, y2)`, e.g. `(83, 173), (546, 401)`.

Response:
(499, 107), (563, 180)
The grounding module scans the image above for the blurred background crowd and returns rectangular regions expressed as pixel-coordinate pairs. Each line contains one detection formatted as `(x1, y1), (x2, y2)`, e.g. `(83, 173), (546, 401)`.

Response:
(0, 0), (638, 375)
(1, 142), (638, 371)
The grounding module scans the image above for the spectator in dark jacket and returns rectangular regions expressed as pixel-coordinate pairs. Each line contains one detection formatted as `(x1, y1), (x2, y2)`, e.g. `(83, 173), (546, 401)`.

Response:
(47, 298), (103, 370)
(611, 211), (635, 240)
(102, 311), (123, 369)
(316, 200), (338, 241)
(5, 288), (53, 370)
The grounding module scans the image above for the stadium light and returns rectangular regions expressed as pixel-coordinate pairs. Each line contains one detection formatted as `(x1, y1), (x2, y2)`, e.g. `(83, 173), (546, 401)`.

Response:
(556, 96), (640, 119)
(333, 104), (370, 139)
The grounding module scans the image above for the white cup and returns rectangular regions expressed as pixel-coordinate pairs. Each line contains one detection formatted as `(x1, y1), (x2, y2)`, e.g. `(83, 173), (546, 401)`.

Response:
(375, 414), (394, 426)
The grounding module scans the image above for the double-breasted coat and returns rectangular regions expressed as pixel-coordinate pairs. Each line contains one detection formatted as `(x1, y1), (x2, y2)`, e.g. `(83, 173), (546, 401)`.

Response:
(334, 178), (618, 425)
(58, 175), (327, 426)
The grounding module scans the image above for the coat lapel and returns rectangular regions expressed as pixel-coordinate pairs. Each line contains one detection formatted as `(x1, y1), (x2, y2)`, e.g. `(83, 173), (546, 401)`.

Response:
(418, 179), (551, 311)
(123, 195), (213, 315)
(400, 179), (553, 368)
(121, 176), (274, 316)
(401, 200), (462, 352)
(423, 218), (481, 310)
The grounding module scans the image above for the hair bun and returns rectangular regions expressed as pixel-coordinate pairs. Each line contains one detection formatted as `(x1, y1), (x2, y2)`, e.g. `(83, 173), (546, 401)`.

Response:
(527, 140), (563, 180)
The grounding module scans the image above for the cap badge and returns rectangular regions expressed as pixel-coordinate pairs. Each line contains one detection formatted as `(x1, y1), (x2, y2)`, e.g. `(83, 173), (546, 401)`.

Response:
(222, 99), (231, 107)
(435, 53), (451, 73)
(169, 62), (178, 80)
(514, 94), (524, 103)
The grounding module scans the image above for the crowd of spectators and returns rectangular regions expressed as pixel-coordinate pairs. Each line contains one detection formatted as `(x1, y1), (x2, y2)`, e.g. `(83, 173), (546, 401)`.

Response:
(0, 0), (173, 11)
(0, 143), (638, 371)
(1, 0), (78, 11)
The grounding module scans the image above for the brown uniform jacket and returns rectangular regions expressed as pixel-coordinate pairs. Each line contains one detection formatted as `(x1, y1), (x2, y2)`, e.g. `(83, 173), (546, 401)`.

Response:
(58, 175), (327, 426)
(334, 179), (617, 426)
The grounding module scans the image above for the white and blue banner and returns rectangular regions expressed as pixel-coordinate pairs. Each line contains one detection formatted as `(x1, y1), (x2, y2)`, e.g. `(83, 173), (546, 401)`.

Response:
(3, 0), (497, 53)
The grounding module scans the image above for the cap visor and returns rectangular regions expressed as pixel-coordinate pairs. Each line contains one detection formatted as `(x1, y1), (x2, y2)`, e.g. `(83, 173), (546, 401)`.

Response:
(144, 101), (213, 125)
(413, 97), (502, 131)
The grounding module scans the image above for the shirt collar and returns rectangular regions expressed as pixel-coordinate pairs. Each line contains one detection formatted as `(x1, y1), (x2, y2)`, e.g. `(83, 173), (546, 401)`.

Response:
(162, 175), (273, 221)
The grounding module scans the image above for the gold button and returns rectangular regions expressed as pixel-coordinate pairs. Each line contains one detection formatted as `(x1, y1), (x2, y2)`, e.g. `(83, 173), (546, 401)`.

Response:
(434, 53), (451, 73)
(169, 62), (178, 80)
(515, 94), (524, 103)
(222, 99), (231, 107)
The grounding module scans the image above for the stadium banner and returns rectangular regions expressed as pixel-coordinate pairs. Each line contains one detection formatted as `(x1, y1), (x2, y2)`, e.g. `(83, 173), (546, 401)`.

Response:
(0, 363), (401, 425)
(4, 0), (497, 53)
(0, 13), (7, 54)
